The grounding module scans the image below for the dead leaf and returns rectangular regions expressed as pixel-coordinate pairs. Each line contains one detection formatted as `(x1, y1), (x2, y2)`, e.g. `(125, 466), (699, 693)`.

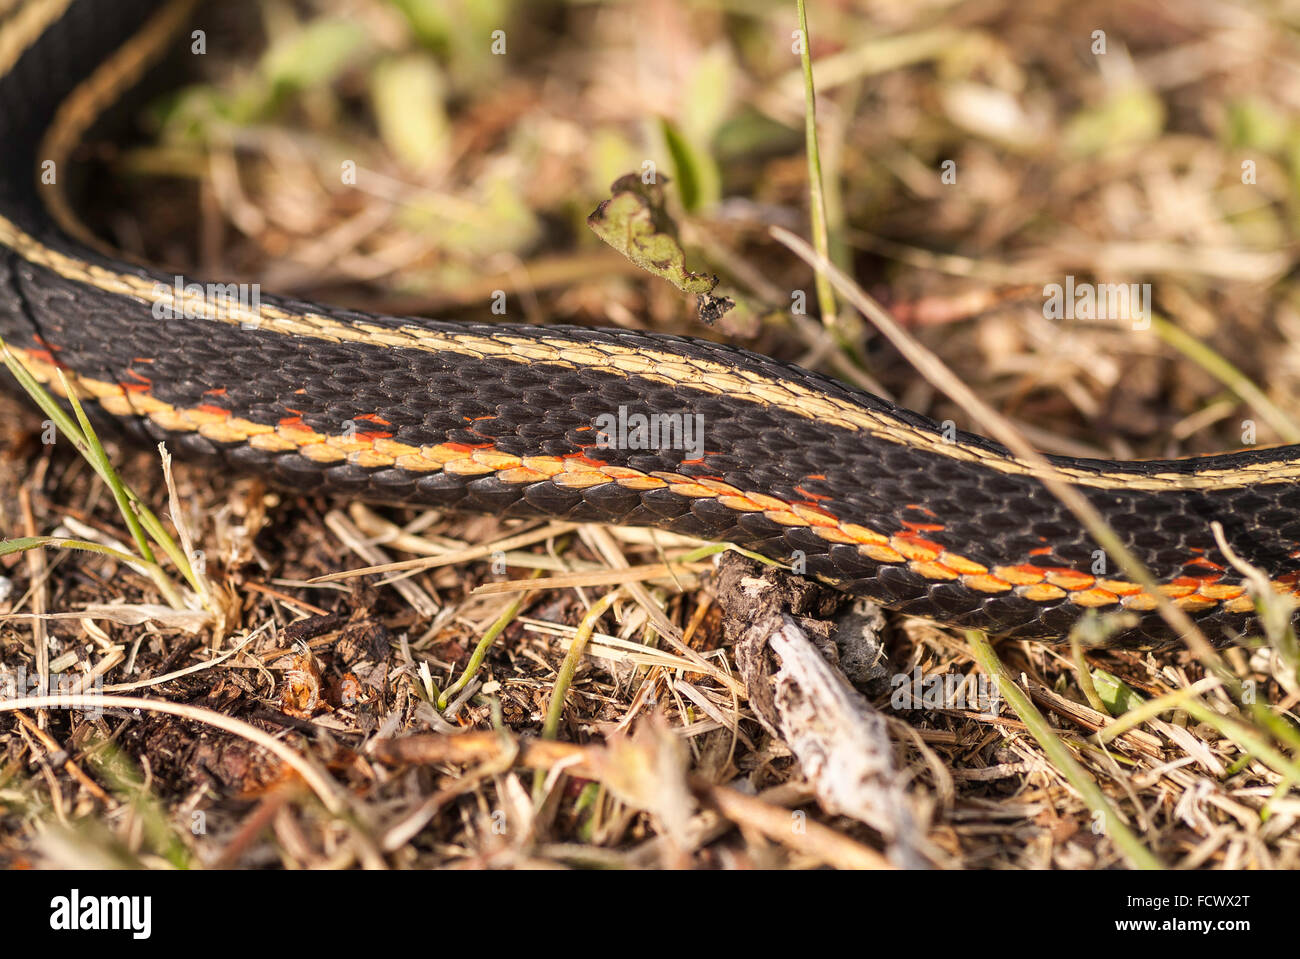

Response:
(587, 173), (732, 324)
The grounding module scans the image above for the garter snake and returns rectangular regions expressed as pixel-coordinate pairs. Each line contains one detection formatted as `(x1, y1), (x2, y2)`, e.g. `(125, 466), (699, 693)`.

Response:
(2, 0), (1298, 649)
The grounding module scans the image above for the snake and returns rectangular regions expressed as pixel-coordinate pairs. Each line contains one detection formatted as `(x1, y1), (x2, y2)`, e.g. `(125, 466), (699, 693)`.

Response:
(1, 0), (1297, 650)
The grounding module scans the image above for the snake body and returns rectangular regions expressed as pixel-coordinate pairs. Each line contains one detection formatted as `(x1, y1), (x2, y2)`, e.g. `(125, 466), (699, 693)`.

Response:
(2, 0), (1298, 648)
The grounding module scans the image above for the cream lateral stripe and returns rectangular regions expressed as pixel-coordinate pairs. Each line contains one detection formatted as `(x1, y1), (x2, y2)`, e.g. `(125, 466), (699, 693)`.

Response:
(38, 0), (199, 252)
(0, 0), (26, 28)
(1, 211), (1296, 493)
(0, 0), (73, 77)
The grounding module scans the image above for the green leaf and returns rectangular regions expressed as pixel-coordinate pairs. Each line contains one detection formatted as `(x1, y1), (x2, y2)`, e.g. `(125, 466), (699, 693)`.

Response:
(0, 537), (143, 566)
(660, 118), (719, 213)
(262, 18), (367, 95)
(1225, 97), (1290, 153)
(1063, 86), (1165, 158)
(370, 53), (449, 172)
(680, 43), (734, 145)
(1091, 668), (1146, 717)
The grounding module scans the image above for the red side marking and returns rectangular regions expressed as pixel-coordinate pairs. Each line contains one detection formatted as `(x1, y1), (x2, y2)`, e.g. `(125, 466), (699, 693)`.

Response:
(123, 369), (152, 386)
(1028, 546), (1053, 556)
(563, 451), (608, 468)
(354, 413), (390, 426)
(793, 485), (832, 502)
(903, 503), (939, 518)
(806, 474), (827, 481)
(278, 415), (309, 430)
(1185, 556), (1225, 572)
(130, 357), (155, 364)
(354, 430), (394, 442)
(1169, 576), (1212, 589)
(120, 381), (151, 394)
(25, 338), (67, 368)
(680, 457), (707, 466)
(203, 387), (228, 397)
(1043, 566), (1096, 583)
(1011, 563), (1046, 577)
(796, 502), (839, 522)
(197, 404), (230, 417)
(894, 531), (944, 554)
(901, 520), (945, 533)
(443, 442), (494, 453)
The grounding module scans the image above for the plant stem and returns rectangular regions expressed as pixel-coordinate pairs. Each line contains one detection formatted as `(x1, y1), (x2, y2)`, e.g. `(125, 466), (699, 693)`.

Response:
(542, 590), (620, 742)
(438, 576), (537, 710)
(795, 0), (839, 334)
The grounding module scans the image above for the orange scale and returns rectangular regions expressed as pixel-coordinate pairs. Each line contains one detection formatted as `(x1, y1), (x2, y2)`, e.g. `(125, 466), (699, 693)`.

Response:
(741, 492), (794, 512)
(668, 482), (724, 499)
(717, 495), (764, 512)
(496, 467), (550, 485)
(890, 535), (940, 563)
(940, 552), (987, 576)
(1196, 583), (1245, 601)
(1068, 588), (1120, 608)
(1043, 568), (1095, 591)
(762, 510), (809, 528)
(962, 574), (1012, 594)
(1223, 595), (1256, 614)
(520, 456), (567, 477)
(911, 560), (959, 581)
(443, 458), (495, 476)
(615, 476), (668, 492)
(427, 443), (479, 465)
(1017, 583), (1067, 602)
(840, 523), (888, 546)
(470, 450), (523, 471)
(600, 465), (648, 481)
(861, 544), (907, 564)
(1097, 579), (1142, 596)
(695, 477), (743, 496)
(553, 471), (610, 489)
(350, 450), (396, 469)
(791, 504), (839, 528)
(1121, 593), (1159, 612)
(813, 527), (862, 546)
(1175, 595), (1217, 613)
(993, 564), (1046, 586)
(298, 444), (347, 464)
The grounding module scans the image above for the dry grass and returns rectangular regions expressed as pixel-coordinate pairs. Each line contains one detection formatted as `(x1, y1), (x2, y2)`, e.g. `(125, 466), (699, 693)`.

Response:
(2, 0), (1300, 869)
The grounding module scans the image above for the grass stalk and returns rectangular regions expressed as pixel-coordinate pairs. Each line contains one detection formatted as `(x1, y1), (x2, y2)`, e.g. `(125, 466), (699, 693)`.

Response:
(795, 0), (839, 334)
